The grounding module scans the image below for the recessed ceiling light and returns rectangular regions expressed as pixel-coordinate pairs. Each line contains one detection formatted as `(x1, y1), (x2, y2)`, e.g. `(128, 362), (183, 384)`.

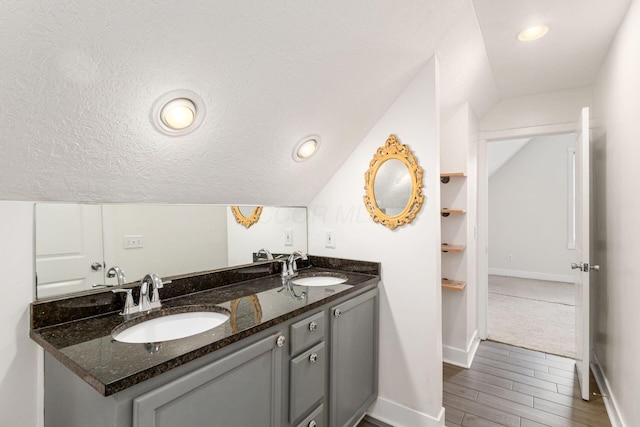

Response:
(517, 25), (549, 42)
(293, 136), (320, 161)
(151, 90), (205, 136)
(161, 98), (195, 130)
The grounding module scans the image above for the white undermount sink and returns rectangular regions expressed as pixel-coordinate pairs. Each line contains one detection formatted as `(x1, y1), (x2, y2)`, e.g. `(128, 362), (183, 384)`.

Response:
(291, 274), (348, 287)
(112, 310), (230, 344)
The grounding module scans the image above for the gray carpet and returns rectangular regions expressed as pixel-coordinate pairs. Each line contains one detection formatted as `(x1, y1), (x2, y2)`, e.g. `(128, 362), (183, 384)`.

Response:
(487, 275), (575, 358)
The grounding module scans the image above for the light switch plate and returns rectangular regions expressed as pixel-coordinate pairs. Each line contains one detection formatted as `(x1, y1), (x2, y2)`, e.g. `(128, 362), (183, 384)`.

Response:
(325, 229), (336, 248)
(284, 229), (293, 246)
(123, 235), (143, 249)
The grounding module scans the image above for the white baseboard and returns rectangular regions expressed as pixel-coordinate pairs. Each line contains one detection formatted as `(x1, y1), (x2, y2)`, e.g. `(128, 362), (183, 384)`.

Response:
(591, 351), (626, 427)
(488, 268), (573, 283)
(443, 330), (480, 368)
(368, 396), (445, 427)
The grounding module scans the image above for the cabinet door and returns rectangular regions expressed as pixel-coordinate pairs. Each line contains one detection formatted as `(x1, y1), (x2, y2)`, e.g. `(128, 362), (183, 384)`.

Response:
(290, 342), (325, 422)
(133, 332), (283, 427)
(330, 289), (378, 427)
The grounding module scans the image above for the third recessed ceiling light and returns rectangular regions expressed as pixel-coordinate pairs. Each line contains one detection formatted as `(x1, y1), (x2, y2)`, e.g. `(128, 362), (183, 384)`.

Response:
(517, 24), (549, 42)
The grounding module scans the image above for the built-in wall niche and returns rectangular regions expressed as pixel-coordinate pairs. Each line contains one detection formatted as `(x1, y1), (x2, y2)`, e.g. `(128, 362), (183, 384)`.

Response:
(35, 203), (307, 299)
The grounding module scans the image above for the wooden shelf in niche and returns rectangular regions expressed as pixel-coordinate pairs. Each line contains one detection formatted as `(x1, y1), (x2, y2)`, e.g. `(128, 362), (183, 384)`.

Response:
(441, 208), (466, 217)
(442, 279), (466, 291)
(440, 172), (466, 184)
(441, 244), (465, 253)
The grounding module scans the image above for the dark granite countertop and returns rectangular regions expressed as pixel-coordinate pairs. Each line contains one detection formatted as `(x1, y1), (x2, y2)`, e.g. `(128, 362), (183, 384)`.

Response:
(30, 256), (380, 396)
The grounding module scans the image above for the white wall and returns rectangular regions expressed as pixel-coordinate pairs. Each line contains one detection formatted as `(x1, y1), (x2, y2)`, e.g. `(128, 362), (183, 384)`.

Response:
(480, 87), (593, 133)
(308, 58), (443, 426)
(488, 134), (575, 281)
(592, 1), (640, 425)
(226, 206), (308, 265)
(104, 204), (229, 282)
(441, 103), (479, 366)
(0, 202), (42, 427)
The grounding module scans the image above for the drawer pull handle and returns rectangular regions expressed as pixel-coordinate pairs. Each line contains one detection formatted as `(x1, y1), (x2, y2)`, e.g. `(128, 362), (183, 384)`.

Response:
(276, 335), (286, 347)
(308, 321), (318, 331)
(309, 353), (318, 363)
(334, 309), (342, 318)
(309, 420), (317, 427)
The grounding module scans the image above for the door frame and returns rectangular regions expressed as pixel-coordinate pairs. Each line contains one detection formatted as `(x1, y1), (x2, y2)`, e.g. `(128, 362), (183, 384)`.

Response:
(477, 121), (582, 340)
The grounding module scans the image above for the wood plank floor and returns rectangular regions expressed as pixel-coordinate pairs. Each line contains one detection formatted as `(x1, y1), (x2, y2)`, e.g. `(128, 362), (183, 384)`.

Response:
(443, 341), (611, 427)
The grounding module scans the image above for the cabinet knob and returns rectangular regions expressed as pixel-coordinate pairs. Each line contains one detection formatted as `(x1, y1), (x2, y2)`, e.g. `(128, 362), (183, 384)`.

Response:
(308, 420), (317, 427)
(276, 335), (286, 347)
(334, 308), (342, 318)
(308, 321), (318, 331)
(309, 353), (318, 363)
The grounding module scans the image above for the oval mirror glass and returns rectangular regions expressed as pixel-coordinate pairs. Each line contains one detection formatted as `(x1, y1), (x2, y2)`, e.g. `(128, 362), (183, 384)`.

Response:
(373, 159), (412, 217)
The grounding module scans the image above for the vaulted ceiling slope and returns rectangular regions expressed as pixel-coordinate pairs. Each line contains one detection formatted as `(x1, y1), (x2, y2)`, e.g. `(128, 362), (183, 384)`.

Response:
(474, 0), (631, 99)
(0, 0), (496, 205)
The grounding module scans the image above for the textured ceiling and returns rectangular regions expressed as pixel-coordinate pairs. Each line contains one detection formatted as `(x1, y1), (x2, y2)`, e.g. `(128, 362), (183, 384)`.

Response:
(0, 0), (496, 205)
(474, 0), (631, 99)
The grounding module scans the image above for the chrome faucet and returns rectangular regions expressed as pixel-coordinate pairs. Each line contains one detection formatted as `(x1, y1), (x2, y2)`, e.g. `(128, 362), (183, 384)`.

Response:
(112, 273), (169, 318)
(256, 248), (274, 260)
(106, 266), (127, 286)
(139, 273), (164, 312)
(285, 250), (308, 277)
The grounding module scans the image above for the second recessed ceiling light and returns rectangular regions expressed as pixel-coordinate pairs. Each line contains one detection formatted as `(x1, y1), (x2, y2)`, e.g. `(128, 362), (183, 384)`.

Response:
(517, 25), (549, 42)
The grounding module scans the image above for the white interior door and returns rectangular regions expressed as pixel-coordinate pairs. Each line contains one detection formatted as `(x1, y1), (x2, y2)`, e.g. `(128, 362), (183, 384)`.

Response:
(36, 204), (104, 298)
(573, 106), (593, 401)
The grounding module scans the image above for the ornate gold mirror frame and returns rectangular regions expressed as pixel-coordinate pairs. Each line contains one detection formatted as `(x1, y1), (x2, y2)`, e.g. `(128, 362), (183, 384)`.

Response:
(363, 134), (424, 230)
(230, 206), (263, 228)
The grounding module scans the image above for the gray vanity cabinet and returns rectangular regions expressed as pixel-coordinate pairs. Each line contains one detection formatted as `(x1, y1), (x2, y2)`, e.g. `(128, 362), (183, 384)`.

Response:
(330, 289), (379, 427)
(43, 286), (378, 427)
(133, 332), (283, 427)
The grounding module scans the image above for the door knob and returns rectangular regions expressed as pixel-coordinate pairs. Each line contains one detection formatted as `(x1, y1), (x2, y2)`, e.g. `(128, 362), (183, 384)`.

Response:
(91, 262), (103, 271)
(571, 262), (600, 272)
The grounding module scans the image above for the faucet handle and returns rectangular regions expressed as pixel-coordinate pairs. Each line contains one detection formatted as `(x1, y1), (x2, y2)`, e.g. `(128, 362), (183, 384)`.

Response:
(112, 289), (136, 316)
(279, 260), (289, 277)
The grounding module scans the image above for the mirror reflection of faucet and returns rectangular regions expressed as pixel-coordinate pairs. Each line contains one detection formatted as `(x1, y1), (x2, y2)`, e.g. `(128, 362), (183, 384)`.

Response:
(256, 248), (274, 260)
(93, 265), (128, 288)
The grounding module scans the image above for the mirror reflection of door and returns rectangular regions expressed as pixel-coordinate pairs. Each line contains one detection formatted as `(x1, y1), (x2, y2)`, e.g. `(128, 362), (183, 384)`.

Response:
(373, 159), (412, 216)
(36, 204), (104, 298)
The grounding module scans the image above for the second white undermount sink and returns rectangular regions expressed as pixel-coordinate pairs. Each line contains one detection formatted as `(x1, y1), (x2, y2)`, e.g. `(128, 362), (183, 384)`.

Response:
(113, 310), (229, 344)
(291, 274), (348, 287)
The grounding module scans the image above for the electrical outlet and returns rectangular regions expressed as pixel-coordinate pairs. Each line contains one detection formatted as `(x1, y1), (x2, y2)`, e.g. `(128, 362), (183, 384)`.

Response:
(284, 229), (293, 246)
(325, 229), (336, 249)
(123, 235), (144, 249)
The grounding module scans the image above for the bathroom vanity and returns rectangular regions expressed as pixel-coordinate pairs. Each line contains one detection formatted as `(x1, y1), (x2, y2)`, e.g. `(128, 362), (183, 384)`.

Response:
(31, 256), (379, 427)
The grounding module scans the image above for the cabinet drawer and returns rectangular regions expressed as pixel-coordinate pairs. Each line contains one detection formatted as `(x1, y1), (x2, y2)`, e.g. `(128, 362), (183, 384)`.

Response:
(290, 311), (325, 355)
(290, 342), (325, 422)
(295, 404), (324, 427)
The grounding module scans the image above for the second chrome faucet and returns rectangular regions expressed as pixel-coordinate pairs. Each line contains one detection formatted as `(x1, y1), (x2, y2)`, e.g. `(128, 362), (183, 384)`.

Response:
(112, 273), (168, 319)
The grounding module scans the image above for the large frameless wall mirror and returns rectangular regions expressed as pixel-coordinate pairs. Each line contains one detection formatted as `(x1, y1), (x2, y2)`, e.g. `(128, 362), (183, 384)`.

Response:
(363, 134), (425, 230)
(35, 203), (307, 299)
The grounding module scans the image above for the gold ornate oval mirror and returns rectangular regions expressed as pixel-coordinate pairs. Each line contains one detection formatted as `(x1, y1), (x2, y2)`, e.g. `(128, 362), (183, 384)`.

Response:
(363, 134), (424, 230)
(230, 206), (263, 228)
